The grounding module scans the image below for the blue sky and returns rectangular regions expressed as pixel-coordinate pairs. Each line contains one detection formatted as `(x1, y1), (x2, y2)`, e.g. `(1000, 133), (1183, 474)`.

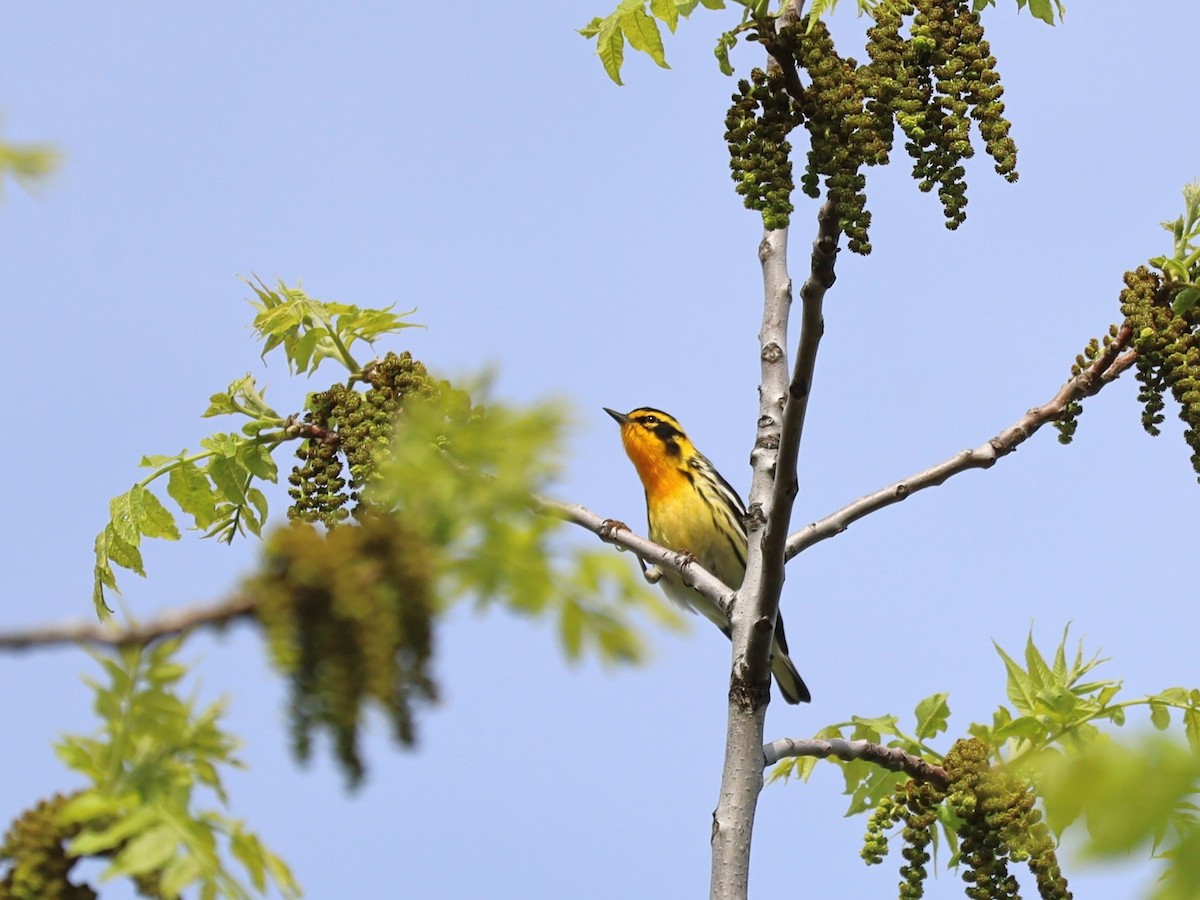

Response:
(2, 3), (1197, 898)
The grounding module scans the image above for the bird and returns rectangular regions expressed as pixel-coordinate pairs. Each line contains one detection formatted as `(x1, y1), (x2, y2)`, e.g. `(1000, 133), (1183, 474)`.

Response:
(604, 406), (811, 704)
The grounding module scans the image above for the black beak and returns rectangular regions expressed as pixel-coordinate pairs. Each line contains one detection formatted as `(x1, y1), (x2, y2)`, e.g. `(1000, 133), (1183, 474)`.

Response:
(603, 407), (629, 425)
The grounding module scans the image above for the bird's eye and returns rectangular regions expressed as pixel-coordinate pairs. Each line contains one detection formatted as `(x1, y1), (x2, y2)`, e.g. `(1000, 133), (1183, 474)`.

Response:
(642, 415), (658, 425)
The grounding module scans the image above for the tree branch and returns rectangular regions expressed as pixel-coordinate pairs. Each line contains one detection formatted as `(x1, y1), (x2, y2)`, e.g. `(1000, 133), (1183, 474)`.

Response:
(710, 192), (841, 897)
(785, 326), (1136, 560)
(763, 737), (948, 789)
(0, 594), (257, 650)
(543, 498), (737, 611)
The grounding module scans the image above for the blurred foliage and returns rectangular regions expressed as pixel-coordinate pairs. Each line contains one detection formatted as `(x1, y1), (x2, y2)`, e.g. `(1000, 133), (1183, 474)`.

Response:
(246, 515), (437, 787)
(1056, 189), (1200, 481)
(772, 628), (1200, 899)
(0, 134), (58, 196)
(0, 641), (297, 899)
(0, 794), (91, 900)
(1035, 738), (1200, 900)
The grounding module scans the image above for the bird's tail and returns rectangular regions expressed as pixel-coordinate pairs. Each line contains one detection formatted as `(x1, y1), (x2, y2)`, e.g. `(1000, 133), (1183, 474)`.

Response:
(771, 613), (811, 704)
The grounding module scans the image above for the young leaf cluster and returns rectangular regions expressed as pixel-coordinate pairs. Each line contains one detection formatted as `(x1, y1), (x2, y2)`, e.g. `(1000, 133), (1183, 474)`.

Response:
(92, 281), (421, 617)
(578, 0), (723, 86)
(0, 640), (298, 899)
(777, 628), (1200, 899)
(971, 0), (1064, 25)
(1150, 181), (1200, 317)
(247, 277), (420, 377)
(245, 515), (437, 788)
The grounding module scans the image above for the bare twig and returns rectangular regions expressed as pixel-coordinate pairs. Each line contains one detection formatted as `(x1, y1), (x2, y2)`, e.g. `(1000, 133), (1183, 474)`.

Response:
(542, 499), (736, 611)
(0, 594), (257, 651)
(785, 326), (1136, 560)
(764, 737), (948, 789)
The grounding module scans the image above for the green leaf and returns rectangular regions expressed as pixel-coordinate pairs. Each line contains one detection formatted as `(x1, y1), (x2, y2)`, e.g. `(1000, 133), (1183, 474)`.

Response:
(1025, 629), (1053, 691)
(159, 853), (204, 897)
(134, 486), (181, 541)
(649, 0), (679, 31)
(207, 455), (248, 505)
(913, 692), (950, 740)
(1151, 701), (1172, 730)
(140, 452), (182, 468)
(1186, 707), (1200, 751)
(108, 490), (142, 547)
(849, 714), (900, 743)
(714, 31), (737, 76)
(1025, 0), (1056, 24)
(58, 790), (125, 825)
(104, 523), (146, 577)
(112, 822), (179, 877)
(168, 460), (220, 529)
(1172, 287), (1200, 315)
(203, 392), (240, 418)
(70, 807), (159, 855)
(994, 640), (1037, 715)
(993, 714), (1046, 743)
(200, 432), (240, 458)
(597, 15), (626, 85)
(238, 442), (278, 482)
(578, 15), (604, 37)
(621, 6), (669, 68)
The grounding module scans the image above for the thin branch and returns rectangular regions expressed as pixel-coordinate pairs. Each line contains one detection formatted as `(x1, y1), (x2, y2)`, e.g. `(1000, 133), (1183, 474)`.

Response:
(764, 737), (949, 789)
(0, 594), (257, 651)
(785, 326), (1136, 560)
(543, 498), (736, 611)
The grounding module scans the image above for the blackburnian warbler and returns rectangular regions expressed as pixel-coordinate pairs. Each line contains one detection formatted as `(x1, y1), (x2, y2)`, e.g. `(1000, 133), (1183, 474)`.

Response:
(604, 407), (811, 704)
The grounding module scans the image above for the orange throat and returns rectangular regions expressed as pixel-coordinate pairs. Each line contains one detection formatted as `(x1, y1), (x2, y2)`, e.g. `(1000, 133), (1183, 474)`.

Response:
(621, 428), (691, 504)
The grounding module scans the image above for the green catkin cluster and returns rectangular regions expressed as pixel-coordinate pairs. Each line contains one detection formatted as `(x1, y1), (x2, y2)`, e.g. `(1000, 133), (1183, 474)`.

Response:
(0, 795), (92, 900)
(725, 66), (801, 230)
(1120, 267), (1200, 480)
(791, 21), (880, 253)
(862, 780), (941, 899)
(862, 739), (1070, 900)
(1058, 268), (1200, 479)
(1053, 324), (1122, 444)
(289, 351), (440, 524)
(725, 0), (1017, 252)
(944, 739), (1071, 900)
(894, 0), (1017, 228)
(245, 515), (438, 787)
